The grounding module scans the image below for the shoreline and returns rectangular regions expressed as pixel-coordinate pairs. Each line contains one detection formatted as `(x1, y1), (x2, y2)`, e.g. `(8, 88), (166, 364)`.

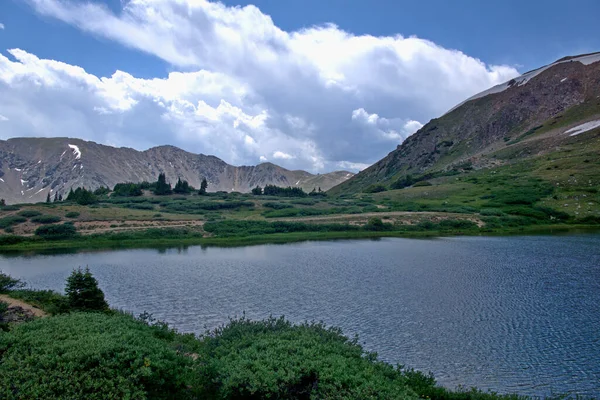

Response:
(1, 224), (598, 255)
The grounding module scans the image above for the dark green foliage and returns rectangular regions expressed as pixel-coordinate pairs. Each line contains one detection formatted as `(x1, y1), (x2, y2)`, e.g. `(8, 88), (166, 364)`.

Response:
(263, 202), (293, 209)
(413, 180), (433, 187)
(0, 216), (27, 229)
(364, 217), (393, 231)
(391, 174), (415, 189)
(198, 178), (208, 195)
(113, 182), (143, 197)
(251, 186), (262, 195)
(65, 211), (80, 218)
(8, 289), (69, 315)
(0, 235), (26, 246)
(204, 220), (359, 237)
(263, 184), (307, 197)
(0, 271), (24, 293)
(0, 199), (4, 207)
(173, 178), (192, 194)
(198, 316), (417, 399)
(46, 192), (51, 203)
(17, 210), (42, 218)
(363, 184), (387, 193)
(66, 187), (98, 205)
(65, 267), (109, 312)
(35, 223), (77, 240)
(154, 173), (172, 195)
(0, 205), (19, 211)
(93, 186), (110, 196)
(0, 313), (198, 399)
(576, 215), (600, 224)
(31, 215), (62, 224)
(124, 203), (155, 210)
(162, 200), (253, 214)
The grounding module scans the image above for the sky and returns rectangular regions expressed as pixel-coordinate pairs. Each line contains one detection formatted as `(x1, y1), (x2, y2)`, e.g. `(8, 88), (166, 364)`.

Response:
(0, 0), (599, 173)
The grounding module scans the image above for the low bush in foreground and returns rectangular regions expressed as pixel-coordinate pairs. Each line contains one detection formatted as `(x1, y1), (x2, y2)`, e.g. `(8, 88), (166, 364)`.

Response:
(31, 215), (62, 224)
(17, 210), (42, 218)
(0, 216), (27, 230)
(0, 313), (199, 399)
(34, 223), (77, 240)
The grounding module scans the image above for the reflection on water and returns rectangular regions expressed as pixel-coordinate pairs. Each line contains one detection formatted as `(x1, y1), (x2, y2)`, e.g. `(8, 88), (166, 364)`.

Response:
(1, 235), (599, 397)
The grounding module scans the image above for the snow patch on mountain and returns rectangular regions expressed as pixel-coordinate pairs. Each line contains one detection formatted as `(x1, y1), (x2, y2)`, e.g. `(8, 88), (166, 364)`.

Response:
(68, 144), (82, 159)
(566, 120), (600, 136)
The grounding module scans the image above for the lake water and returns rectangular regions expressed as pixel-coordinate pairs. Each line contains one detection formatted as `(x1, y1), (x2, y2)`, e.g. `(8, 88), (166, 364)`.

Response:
(1, 235), (599, 397)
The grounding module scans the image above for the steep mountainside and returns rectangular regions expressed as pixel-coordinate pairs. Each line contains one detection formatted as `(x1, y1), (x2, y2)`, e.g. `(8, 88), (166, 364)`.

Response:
(330, 52), (600, 195)
(0, 138), (353, 204)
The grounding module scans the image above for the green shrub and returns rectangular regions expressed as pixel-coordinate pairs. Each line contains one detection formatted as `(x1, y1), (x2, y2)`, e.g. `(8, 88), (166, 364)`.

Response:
(17, 210), (42, 218)
(0, 216), (27, 229)
(0, 205), (20, 211)
(413, 180), (433, 187)
(124, 203), (155, 210)
(0, 271), (25, 293)
(198, 316), (417, 399)
(0, 313), (199, 399)
(65, 211), (80, 218)
(364, 217), (393, 231)
(8, 289), (69, 315)
(480, 208), (504, 217)
(0, 235), (27, 246)
(363, 184), (387, 193)
(31, 215), (62, 224)
(263, 202), (293, 209)
(65, 267), (109, 312)
(35, 223), (77, 240)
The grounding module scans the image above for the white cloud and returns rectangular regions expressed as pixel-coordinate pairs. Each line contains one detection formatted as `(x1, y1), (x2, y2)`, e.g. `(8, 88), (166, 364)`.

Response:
(259, 155), (268, 163)
(4, 0), (520, 172)
(0, 114), (8, 121)
(273, 151), (294, 160)
(0, 23), (4, 30)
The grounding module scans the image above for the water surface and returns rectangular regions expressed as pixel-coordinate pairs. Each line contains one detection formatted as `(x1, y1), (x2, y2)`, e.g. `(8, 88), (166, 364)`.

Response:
(1, 235), (599, 397)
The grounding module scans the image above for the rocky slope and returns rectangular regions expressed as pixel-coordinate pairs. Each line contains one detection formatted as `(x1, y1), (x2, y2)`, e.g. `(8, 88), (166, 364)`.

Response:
(0, 138), (353, 204)
(330, 52), (600, 195)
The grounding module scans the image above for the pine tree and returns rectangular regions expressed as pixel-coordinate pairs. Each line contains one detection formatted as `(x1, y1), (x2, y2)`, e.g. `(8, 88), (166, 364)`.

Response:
(199, 178), (208, 195)
(65, 267), (109, 312)
(154, 173), (172, 195)
(46, 192), (51, 203)
(58, 194), (63, 202)
(53, 192), (58, 202)
(0, 199), (5, 207)
(251, 186), (263, 195)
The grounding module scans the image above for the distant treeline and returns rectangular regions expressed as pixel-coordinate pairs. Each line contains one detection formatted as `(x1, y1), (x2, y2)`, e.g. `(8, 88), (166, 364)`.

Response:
(251, 185), (326, 197)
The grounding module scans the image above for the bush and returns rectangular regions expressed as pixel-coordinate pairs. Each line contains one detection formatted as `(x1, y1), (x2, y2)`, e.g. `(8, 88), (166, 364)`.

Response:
(363, 184), (387, 193)
(0, 313), (199, 399)
(64, 267), (109, 312)
(17, 210), (42, 218)
(65, 211), (80, 218)
(413, 181), (433, 187)
(35, 224), (77, 240)
(198, 316), (417, 399)
(8, 289), (69, 315)
(263, 202), (293, 209)
(31, 215), (62, 224)
(124, 203), (155, 210)
(0, 216), (27, 229)
(364, 217), (392, 231)
(0, 205), (20, 211)
(113, 182), (143, 197)
(0, 271), (25, 293)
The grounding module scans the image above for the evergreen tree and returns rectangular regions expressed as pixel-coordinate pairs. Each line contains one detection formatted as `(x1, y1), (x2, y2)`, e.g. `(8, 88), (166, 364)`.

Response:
(199, 178), (208, 195)
(53, 192), (58, 202)
(154, 173), (172, 195)
(65, 267), (109, 312)
(66, 188), (75, 201)
(0, 199), (5, 207)
(58, 194), (63, 202)
(46, 192), (51, 203)
(173, 177), (191, 194)
(251, 186), (263, 195)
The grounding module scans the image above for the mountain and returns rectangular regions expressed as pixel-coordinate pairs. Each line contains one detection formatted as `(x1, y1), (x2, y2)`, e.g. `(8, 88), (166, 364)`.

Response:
(330, 52), (600, 195)
(0, 138), (353, 204)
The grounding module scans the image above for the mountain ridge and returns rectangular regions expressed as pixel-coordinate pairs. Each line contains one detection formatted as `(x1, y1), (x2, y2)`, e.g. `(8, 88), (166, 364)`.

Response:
(0, 137), (353, 204)
(330, 52), (600, 195)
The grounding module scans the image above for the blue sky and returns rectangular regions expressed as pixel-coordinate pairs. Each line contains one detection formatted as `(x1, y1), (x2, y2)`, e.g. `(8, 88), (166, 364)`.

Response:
(0, 0), (599, 171)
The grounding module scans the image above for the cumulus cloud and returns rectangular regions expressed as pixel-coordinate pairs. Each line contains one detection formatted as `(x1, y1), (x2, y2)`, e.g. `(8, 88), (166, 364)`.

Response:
(273, 151), (294, 160)
(0, 114), (8, 121)
(0, 23), (4, 30)
(2, 0), (520, 172)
